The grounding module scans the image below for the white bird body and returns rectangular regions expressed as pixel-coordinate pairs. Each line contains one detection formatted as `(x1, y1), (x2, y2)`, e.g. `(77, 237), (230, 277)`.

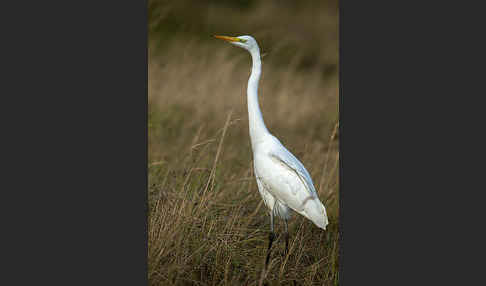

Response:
(253, 134), (328, 229)
(214, 35), (328, 234)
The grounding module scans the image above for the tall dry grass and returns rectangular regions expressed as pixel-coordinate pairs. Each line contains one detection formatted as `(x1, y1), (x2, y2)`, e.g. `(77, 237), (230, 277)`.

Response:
(149, 1), (339, 285)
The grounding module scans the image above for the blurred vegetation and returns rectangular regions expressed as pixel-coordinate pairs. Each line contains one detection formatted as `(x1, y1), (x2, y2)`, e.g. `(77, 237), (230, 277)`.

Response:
(148, 1), (339, 285)
(149, 0), (338, 77)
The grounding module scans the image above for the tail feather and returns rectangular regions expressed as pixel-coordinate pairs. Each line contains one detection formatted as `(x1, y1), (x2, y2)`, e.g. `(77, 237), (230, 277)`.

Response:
(302, 198), (328, 230)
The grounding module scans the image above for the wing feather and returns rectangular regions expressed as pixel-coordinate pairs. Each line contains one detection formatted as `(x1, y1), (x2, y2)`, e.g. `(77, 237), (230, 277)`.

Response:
(269, 147), (318, 197)
(253, 138), (328, 229)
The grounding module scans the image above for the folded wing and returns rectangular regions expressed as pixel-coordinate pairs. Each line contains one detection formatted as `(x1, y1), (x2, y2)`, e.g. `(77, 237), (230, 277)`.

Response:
(259, 145), (328, 229)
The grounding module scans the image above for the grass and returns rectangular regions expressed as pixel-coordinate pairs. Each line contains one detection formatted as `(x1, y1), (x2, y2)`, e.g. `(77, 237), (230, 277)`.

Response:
(148, 1), (339, 285)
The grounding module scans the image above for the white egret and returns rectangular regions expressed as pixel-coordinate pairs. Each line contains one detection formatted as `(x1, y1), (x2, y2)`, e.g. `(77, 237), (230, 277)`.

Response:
(214, 35), (328, 265)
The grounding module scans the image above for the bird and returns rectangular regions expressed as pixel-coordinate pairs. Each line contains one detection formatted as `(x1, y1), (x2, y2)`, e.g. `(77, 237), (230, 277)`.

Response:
(214, 35), (328, 266)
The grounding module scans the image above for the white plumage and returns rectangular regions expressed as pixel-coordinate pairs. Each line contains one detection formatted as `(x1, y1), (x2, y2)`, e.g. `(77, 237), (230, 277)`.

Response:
(254, 136), (328, 229)
(214, 35), (328, 259)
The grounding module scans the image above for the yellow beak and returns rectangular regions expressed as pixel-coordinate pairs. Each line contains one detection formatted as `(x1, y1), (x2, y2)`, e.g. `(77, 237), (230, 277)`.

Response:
(213, 35), (245, 43)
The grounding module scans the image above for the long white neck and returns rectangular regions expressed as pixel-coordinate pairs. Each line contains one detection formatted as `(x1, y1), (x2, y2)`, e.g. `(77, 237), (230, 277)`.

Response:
(247, 48), (269, 148)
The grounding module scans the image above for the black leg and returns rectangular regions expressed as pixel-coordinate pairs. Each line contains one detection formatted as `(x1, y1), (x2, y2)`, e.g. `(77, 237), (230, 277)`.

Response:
(284, 219), (289, 255)
(265, 210), (275, 268)
(265, 232), (275, 266)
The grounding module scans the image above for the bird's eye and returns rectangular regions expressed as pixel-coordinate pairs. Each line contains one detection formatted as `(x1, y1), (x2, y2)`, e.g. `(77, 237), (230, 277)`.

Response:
(239, 39), (247, 43)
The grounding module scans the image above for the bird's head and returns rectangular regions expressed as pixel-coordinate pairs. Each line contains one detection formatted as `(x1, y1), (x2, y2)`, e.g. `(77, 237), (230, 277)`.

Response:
(213, 35), (259, 53)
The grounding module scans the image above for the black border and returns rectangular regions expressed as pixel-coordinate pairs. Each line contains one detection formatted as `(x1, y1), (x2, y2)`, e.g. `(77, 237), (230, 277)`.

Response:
(339, 0), (475, 283)
(3, 1), (148, 284)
